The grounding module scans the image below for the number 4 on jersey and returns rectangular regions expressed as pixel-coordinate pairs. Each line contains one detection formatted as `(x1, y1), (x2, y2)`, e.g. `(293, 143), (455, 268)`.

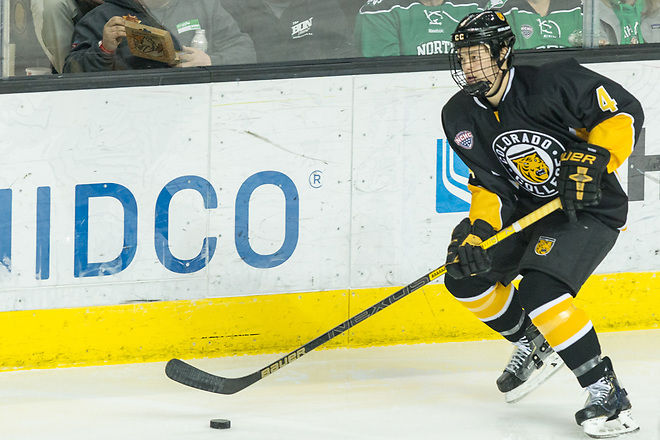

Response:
(596, 85), (618, 112)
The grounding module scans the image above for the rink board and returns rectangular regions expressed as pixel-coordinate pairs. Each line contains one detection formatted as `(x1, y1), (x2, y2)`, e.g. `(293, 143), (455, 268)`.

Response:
(1, 272), (658, 370)
(0, 61), (659, 369)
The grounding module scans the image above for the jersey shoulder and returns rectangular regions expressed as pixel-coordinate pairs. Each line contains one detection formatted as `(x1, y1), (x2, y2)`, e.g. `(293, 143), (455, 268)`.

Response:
(442, 90), (478, 124)
(358, 0), (418, 14)
(441, 1), (485, 12)
(490, 0), (531, 12)
(515, 58), (588, 87)
(491, 0), (580, 11)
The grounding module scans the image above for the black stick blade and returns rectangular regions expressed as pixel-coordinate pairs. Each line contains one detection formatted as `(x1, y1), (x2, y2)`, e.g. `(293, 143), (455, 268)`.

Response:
(165, 359), (259, 395)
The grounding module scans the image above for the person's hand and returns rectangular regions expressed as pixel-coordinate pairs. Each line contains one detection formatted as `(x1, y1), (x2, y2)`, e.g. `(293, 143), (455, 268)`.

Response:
(557, 143), (610, 222)
(102, 16), (127, 53)
(445, 218), (493, 279)
(176, 46), (212, 67)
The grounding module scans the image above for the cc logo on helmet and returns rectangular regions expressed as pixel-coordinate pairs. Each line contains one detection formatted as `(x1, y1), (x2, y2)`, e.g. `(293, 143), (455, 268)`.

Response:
(496, 12), (505, 20)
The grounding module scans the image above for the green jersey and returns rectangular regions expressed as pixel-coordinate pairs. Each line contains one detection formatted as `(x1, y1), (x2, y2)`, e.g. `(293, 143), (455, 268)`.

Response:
(488, 0), (583, 49)
(609, 0), (645, 44)
(355, 0), (482, 56)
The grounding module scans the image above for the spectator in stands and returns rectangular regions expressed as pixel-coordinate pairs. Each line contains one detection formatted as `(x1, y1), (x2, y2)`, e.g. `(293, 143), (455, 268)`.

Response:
(354, 0), (483, 57)
(31, 0), (104, 73)
(63, 0), (256, 72)
(221, 0), (355, 63)
(600, 0), (660, 44)
(487, 0), (583, 49)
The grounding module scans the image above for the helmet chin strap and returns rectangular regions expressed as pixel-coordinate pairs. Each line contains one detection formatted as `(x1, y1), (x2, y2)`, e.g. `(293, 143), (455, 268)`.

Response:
(484, 68), (507, 98)
(484, 47), (513, 99)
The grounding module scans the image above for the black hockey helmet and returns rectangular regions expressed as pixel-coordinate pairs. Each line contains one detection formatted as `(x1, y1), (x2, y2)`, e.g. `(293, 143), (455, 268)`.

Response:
(449, 10), (516, 96)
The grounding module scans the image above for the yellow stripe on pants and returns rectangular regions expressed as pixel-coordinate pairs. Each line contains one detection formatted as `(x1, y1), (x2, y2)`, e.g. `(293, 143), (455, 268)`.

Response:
(531, 295), (591, 349)
(457, 283), (514, 322)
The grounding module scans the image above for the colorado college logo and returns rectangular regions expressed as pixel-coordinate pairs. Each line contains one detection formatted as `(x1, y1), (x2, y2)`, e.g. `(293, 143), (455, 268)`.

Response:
(511, 150), (549, 183)
(535, 236), (556, 255)
(492, 130), (564, 197)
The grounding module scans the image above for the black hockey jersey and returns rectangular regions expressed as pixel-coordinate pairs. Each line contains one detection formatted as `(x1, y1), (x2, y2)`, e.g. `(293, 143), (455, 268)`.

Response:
(441, 58), (644, 230)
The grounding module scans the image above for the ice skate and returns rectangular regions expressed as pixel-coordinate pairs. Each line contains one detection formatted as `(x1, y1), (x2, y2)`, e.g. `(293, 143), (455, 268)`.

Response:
(575, 357), (640, 438)
(496, 324), (564, 403)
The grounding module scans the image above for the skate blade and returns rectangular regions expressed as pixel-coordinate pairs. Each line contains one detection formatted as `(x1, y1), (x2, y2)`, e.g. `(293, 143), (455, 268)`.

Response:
(505, 352), (564, 404)
(582, 410), (640, 438)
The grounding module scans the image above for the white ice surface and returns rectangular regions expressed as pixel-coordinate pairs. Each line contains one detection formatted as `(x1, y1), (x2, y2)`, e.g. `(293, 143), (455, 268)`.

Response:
(1, 329), (658, 440)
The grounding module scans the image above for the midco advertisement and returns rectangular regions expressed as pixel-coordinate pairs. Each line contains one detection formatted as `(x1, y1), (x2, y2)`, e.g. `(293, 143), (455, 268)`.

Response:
(1, 62), (659, 314)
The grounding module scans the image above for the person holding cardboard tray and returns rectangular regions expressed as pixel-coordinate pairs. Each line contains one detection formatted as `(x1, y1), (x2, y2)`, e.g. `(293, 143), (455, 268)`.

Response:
(64, 0), (256, 72)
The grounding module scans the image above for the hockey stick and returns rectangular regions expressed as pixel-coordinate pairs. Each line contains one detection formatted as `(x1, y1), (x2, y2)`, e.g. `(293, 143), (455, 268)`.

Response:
(165, 197), (562, 395)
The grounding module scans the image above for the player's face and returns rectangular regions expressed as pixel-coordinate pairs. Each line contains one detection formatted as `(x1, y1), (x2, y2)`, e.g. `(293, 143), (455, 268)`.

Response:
(456, 44), (500, 87)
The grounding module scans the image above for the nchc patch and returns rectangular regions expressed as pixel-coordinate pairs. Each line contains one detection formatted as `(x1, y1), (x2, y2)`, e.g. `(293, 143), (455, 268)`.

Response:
(535, 236), (556, 256)
(455, 130), (474, 149)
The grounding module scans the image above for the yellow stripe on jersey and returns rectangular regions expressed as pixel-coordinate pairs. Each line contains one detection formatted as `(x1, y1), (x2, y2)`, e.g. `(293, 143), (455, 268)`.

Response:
(574, 128), (590, 141)
(468, 184), (503, 231)
(454, 283), (514, 322)
(529, 294), (592, 351)
(588, 113), (636, 173)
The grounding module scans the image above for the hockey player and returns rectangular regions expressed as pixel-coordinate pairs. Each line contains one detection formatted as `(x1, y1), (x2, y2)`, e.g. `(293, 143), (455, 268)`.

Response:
(441, 10), (643, 438)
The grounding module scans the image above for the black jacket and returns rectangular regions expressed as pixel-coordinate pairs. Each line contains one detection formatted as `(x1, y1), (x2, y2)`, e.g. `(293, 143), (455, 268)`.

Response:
(64, 0), (255, 72)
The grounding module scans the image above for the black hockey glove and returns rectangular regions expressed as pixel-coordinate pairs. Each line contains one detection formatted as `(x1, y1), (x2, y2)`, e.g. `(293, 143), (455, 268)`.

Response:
(445, 218), (494, 280)
(557, 143), (610, 222)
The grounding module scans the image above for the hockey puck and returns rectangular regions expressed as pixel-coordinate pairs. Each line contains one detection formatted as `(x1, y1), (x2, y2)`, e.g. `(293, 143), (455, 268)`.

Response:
(210, 418), (231, 429)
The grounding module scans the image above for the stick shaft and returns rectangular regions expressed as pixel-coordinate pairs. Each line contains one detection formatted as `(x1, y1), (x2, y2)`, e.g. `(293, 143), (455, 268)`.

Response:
(480, 198), (562, 249)
(166, 198), (562, 394)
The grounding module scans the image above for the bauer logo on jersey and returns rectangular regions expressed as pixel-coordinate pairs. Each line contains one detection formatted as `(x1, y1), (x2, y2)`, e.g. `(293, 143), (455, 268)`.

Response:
(492, 130), (564, 197)
(535, 236), (556, 256)
(454, 130), (474, 149)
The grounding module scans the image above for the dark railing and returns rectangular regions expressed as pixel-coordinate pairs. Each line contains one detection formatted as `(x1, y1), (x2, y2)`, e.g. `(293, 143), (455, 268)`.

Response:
(2, 43), (659, 96)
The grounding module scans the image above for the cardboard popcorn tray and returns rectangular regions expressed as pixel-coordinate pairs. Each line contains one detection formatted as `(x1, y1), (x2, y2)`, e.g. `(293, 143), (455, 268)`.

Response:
(124, 19), (180, 64)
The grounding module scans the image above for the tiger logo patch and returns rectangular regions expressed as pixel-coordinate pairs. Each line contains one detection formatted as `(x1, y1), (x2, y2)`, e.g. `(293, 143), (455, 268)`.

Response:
(510, 150), (550, 183)
(492, 130), (565, 198)
(535, 236), (556, 255)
